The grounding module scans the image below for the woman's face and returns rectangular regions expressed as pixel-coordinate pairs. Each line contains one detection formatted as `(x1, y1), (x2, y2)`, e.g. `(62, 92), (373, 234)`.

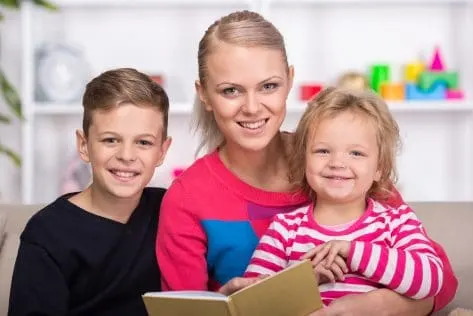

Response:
(196, 41), (293, 152)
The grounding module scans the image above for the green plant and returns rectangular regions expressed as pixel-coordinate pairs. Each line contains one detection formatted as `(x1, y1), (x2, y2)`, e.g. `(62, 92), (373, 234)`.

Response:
(0, 0), (57, 167)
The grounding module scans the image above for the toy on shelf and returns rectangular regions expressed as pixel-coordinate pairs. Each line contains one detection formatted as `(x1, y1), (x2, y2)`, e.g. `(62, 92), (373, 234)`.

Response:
(405, 82), (446, 100)
(380, 83), (404, 101)
(404, 61), (425, 82)
(370, 64), (390, 93)
(299, 83), (323, 101)
(365, 46), (465, 101)
(337, 71), (370, 91)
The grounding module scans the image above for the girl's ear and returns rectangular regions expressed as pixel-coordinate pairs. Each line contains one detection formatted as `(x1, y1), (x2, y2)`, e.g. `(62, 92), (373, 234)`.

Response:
(374, 169), (381, 182)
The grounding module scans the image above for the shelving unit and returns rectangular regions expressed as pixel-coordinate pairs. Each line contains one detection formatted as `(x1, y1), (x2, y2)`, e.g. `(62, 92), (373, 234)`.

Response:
(33, 100), (473, 116)
(20, 0), (473, 203)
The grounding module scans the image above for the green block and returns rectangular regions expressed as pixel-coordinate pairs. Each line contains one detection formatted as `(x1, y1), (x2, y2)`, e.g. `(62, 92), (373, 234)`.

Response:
(370, 64), (390, 93)
(418, 71), (458, 91)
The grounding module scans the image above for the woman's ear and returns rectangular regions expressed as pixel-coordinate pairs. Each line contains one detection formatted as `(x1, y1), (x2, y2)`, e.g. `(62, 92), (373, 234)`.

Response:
(195, 80), (211, 111)
(288, 65), (295, 91)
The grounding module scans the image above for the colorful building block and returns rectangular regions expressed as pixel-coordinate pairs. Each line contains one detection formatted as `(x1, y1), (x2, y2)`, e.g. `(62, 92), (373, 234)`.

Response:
(380, 83), (405, 100)
(418, 71), (458, 91)
(404, 62), (425, 82)
(429, 47), (445, 71)
(405, 82), (446, 100)
(446, 89), (464, 100)
(370, 64), (390, 93)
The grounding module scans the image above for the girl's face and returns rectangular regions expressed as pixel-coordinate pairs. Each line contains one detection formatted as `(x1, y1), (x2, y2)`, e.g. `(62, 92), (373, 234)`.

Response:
(196, 42), (293, 152)
(305, 111), (381, 204)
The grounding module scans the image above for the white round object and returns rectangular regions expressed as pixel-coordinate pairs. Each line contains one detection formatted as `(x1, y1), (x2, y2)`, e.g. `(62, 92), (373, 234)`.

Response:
(37, 44), (89, 103)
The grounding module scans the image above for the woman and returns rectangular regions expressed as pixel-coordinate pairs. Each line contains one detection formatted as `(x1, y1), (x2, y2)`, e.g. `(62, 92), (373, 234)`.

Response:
(157, 10), (457, 315)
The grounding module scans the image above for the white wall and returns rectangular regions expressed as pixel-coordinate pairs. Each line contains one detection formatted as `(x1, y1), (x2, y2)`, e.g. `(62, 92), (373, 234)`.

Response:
(1, 1), (472, 203)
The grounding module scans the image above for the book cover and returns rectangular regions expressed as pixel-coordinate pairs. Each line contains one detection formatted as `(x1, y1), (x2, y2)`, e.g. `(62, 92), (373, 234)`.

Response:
(143, 260), (323, 316)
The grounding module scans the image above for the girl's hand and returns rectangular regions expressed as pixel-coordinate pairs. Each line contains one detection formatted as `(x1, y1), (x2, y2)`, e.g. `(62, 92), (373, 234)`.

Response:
(314, 256), (348, 284)
(301, 240), (351, 268)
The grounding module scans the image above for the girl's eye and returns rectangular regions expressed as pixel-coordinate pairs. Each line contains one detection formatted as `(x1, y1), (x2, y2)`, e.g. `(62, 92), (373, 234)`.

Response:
(222, 87), (239, 96)
(314, 149), (329, 154)
(350, 150), (365, 157)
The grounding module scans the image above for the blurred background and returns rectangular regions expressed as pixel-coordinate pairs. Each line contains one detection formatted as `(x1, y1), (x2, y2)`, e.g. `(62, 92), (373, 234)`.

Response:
(0, 0), (472, 204)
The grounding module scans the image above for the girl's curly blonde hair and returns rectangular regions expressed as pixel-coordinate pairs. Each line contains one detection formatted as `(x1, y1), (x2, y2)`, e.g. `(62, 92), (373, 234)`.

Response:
(289, 87), (401, 201)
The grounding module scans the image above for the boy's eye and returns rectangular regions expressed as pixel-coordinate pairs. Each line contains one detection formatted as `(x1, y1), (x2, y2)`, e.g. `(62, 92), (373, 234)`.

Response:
(102, 138), (118, 144)
(222, 87), (239, 96)
(138, 140), (153, 146)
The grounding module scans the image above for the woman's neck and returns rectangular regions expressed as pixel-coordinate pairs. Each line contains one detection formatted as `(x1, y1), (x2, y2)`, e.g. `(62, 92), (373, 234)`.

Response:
(313, 198), (367, 226)
(69, 185), (140, 223)
(219, 132), (292, 192)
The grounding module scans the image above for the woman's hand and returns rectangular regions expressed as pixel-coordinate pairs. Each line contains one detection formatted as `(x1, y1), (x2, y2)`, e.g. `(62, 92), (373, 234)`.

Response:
(217, 276), (263, 295)
(308, 292), (380, 316)
(308, 288), (434, 316)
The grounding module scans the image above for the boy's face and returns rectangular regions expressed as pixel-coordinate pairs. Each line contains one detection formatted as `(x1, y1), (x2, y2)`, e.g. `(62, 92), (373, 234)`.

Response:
(305, 111), (380, 204)
(76, 103), (171, 200)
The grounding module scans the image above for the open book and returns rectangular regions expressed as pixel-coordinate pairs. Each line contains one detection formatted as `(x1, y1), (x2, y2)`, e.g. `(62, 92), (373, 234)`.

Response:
(143, 260), (323, 316)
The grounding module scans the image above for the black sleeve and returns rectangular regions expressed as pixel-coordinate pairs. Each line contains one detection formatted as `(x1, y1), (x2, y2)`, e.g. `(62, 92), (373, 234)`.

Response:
(8, 241), (69, 316)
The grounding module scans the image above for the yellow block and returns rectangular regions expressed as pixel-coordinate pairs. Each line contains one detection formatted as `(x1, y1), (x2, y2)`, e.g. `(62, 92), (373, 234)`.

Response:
(404, 62), (425, 82)
(380, 83), (405, 100)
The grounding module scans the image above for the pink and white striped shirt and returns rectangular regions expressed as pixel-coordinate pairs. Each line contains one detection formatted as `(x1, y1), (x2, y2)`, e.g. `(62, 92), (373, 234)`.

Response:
(244, 199), (444, 306)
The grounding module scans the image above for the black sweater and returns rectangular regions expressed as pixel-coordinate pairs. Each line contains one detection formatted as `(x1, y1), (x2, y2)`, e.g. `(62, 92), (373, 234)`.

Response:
(9, 187), (165, 316)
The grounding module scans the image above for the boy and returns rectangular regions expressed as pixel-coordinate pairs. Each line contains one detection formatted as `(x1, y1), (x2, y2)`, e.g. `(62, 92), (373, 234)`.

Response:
(9, 68), (172, 316)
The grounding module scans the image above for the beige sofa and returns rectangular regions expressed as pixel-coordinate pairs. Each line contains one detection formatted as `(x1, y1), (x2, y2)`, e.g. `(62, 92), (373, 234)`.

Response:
(0, 202), (472, 316)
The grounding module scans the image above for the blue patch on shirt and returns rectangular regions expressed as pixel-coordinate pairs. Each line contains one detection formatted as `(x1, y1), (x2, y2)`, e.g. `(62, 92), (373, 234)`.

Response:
(201, 220), (259, 285)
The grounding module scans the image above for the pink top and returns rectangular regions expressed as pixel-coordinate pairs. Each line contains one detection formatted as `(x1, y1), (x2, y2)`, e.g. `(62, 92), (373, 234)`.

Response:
(244, 199), (444, 306)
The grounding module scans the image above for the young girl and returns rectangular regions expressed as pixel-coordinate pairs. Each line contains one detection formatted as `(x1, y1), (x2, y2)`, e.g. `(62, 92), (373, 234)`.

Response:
(245, 87), (444, 306)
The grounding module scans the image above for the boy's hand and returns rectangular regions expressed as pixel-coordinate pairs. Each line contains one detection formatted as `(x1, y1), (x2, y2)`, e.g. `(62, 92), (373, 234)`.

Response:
(314, 256), (348, 284)
(301, 240), (351, 268)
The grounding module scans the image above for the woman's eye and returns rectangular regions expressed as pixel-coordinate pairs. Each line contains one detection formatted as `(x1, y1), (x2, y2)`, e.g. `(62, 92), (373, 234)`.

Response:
(262, 83), (278, 91)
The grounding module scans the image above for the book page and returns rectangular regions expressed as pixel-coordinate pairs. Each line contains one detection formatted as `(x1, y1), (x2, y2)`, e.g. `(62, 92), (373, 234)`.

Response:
(143, 291), (228, 301)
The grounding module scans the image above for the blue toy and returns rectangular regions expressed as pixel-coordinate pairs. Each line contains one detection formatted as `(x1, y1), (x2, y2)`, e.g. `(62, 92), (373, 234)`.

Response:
(405, 82), (446, 100)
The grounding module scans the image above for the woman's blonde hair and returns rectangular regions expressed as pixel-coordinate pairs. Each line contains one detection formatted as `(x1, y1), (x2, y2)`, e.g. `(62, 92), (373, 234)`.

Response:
(289, 87), (401, 201)
(192, 10), (289, 155)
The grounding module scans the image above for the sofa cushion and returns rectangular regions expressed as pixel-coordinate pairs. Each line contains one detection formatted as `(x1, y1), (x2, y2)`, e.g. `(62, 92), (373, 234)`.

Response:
(0, 204), (43, 316)
(411, 202), (473, 316)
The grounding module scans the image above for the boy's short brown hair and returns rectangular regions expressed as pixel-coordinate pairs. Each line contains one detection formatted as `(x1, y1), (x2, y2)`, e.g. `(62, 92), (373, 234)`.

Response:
(82, 68), (169, 139)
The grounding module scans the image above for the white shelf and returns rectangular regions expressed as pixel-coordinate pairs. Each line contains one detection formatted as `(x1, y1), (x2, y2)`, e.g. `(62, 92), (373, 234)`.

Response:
(288, 100), (473, 113)
(51, 0), (249, 8)
(270, 0), (472, 4)
(34, 100), (473, 116)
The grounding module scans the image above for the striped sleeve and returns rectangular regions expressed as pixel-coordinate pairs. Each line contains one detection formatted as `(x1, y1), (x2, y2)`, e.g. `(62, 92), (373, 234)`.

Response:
(347, 204), (444, 299)
(244, 215), (291, 277)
